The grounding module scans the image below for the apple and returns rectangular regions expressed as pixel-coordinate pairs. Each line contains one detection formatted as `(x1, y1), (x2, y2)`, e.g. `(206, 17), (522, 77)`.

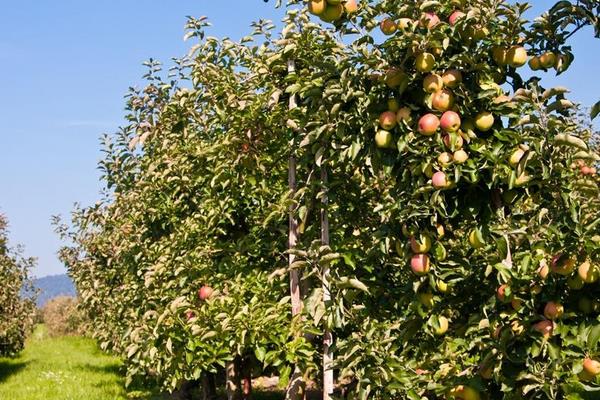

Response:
(436, 279), (449, 293)
(379, 111), (397, 130)
(418, 292), (434, 308)
(529, 56), (541, 70)
(380, 18), (397, 35)
(511, 298), (523, 311)
(474, 111), (494, 131)
(397, 18), (413, 30)
(579, 260), (600, 283)
(198, 285), (213, 301)
(396, 107), (412, 124)
(375, 130), (394, 148)
(387, 98), (400, 112)
(440, 111), (461, 132)
(410, 233), (432, 253)
(509, 148), (525, 166)
(186, 311), (196, 321)
(418, 113), (440, 136)
(584, 358), (600, 377)
(432, 171), (448, 189)
(431, 89), (454, 112)
(320, 4), (344, 22)
(433, 316), (449, 335)
(551, 254), (576, 275)
(468, 228), (485, 249)
(537, 260), (549, 279)
(492, 46), (507, 65)
(308, 0), (327, 15)
(442, 69), (462, 88)
(506, 46), (528, 68)
(385, 68), (408, 89)
(448, 10), (465, 26)
(423, 74), (444, 93)
(479, 364), (494, 380)
(539, 52), (556, 69)
(450, 385), (480, 400)
(438, 152), (453, 167)
(435, 223), (445, 237)
(533, 320), (554, 338)
(420, 12), (440, 29)
(453, 149), (468, 164)
(343, 0), (358, 13)
(415, 52), (436, 73)
(411, 254), (431, 275)
(543, 301), (564, 320)
(567, 275), (585, 290)
(496, 284), (510, 303)
(443, 133), (463, 150)
(514, 173), (531, 187)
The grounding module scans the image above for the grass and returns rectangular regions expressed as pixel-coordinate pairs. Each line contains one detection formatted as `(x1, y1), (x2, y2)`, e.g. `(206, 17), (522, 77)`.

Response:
(0, 325), (161, 400)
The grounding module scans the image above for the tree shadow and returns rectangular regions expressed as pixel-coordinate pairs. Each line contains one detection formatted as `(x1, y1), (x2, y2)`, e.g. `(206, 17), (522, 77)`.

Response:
(0, 360), (29, 384)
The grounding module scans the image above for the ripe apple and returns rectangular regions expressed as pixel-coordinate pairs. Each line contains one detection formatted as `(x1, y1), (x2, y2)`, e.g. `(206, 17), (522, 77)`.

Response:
(438, 152), (453, 167)
(432, 171), (448, 189)
(198, 285), (213, 301)
(579, 260), (600, 283)
(415, 52), (436, 73)
(308, 0), (327, 15)
(396, 107), (412, 124)
(411, 254), (431, 275)
(418, 113), (440, 136)
(509, 148), (525, 166)
(343, 0), (358, 14)
(529, 56), (541, 70)
(420, 12), (440, 29)
(533, 320), (554, 338)
(385, 68), (408, 89)
(440, 111), (461, 132)
(551, 254), (576, 275)
(379, 111), (397, 130)
(468, 228), (485, 249)
(537, 260), (549, 279)
(380, 18), (397, 35)
(539, 52), (556, 69)
(410, 233), (432, 253)
(442, 69), (462, 88)
(496, 284), (510, 303)
(492, 46), (507, 65)
(506, 46), (528, 68)
(375, 130), (394, 148)
(544, 301), (564, 320)
(431, 89), (454, 112)
(443, 133), (463, 150)
(474, 111), (494, 131)
(423, 74), (444, 93)
(448, 10), (465, 26)
(434, 316), (449, 335)
(453, 149), (468, 163)
(320, 4), (344, 22)
(584, 358), (600, 377)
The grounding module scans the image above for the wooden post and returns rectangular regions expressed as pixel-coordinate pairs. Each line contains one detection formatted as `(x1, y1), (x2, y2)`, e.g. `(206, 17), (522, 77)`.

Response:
(285, 59), (306, 400)
(321, 166), (333, 398)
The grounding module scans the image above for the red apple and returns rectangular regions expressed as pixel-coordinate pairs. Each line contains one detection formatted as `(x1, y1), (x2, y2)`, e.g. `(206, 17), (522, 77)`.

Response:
(440, 111), (461, 132)
(533, 320), (554, 338)
(448, 10), (465, 26)
(432, 171), (448, 189)
(343, 0), (358, 14)
(379, 111), (397, 130)
(420, 12), (440, 29)
(496, 284), (510, 303)
(431, 89), (454, 112)
(543, 301), (564, 320)
(380, 18), (397, 35)
(198, 285), (213, 301)
(411, 254), (431, 275)
(584, 358), (600, 377)
(418, 113), (440, 136)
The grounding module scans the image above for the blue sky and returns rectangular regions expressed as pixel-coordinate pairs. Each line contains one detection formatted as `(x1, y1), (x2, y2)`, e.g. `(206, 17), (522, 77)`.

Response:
(0, 1), (598, 278)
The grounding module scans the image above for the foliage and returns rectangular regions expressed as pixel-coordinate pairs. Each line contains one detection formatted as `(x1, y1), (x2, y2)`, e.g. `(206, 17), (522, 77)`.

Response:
(0, 214), (36, 357)
(57, 0), (600, 399)
(42, 296), (88, 337)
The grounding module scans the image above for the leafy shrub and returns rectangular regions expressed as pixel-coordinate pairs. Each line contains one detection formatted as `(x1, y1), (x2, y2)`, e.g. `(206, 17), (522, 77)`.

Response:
(42, 296), (88, 337)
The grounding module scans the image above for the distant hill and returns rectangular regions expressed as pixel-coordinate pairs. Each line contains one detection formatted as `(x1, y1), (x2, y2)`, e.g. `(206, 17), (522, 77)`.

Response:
(31, 274), (77, 307)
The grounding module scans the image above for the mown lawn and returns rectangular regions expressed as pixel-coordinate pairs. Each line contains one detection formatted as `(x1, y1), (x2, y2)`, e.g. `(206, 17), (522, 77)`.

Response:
(0, 325), (162, 400)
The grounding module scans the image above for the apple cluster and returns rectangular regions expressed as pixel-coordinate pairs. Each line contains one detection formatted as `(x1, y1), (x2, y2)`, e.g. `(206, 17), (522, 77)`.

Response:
(306, 0), (358, 22)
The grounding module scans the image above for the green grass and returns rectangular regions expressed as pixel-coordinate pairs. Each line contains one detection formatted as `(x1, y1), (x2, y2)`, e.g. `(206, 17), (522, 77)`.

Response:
(0, 325), (161, 400)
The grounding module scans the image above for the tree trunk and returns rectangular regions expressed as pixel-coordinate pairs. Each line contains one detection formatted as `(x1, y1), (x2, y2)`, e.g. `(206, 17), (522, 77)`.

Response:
(286, 58), (306, 400)
(226, 361), (242, 400)
(202, 372), (217, 400)
(321, 167), (333, 399)
(241, 357), (252, 400)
